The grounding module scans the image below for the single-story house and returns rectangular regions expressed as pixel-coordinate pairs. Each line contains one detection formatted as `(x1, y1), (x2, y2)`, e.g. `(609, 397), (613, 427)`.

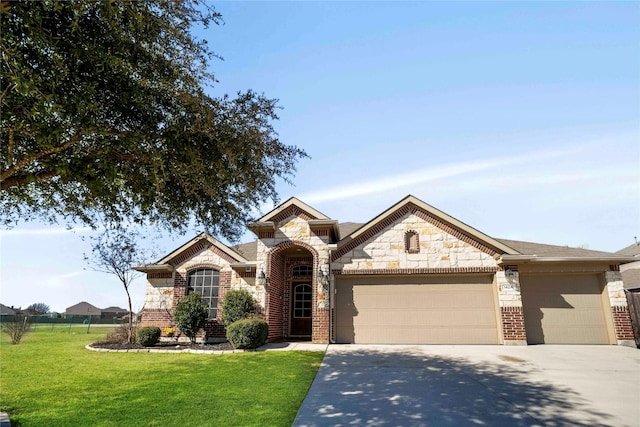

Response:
(136, 195), (636, 346)
(65, 301), (102, 318)
(0, 303), (16, 316)
(100, 306), (130, 320)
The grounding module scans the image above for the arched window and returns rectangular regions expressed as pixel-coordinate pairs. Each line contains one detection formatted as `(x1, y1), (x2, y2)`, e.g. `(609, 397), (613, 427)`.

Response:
(187, 268), (220, 318)
(292, 265), (312, 277)
(405, 230), (420, 254)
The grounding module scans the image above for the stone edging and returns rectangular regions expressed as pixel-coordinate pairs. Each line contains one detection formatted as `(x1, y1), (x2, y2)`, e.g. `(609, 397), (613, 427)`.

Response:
(85, 344), (248, 355)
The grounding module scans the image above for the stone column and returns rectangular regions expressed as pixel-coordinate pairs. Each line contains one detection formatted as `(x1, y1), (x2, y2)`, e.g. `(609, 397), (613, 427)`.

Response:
(497, 268), (527, 345)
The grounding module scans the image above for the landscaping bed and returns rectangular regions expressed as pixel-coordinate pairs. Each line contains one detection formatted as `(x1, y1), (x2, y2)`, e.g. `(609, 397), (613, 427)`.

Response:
(90, 340), (235, 351)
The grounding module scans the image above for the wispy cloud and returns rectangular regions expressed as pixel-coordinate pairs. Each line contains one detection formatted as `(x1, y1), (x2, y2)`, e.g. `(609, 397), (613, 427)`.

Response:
(300, 145), (584, 204)
(0, 226), (96, 238)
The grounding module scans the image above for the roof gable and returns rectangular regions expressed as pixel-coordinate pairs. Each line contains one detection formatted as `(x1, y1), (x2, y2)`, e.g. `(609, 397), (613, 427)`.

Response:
(257, 197), (330, 223)
(333, 195), (518, 261)
(135, 233), (247, 273)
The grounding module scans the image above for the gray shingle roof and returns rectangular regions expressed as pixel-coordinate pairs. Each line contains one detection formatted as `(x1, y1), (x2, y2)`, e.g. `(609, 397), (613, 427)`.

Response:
(616, 243), (640, 257)
(232, 241), (258, 261)
(621, 268), (640, 290)
(496, 239), (616, 258)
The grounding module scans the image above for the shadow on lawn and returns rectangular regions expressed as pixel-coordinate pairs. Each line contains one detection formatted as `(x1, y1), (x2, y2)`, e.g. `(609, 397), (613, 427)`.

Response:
(295, 347), (616, 427)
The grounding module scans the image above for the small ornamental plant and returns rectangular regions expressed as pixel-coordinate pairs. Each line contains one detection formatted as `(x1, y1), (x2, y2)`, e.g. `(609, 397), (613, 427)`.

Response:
(164, 327), (175, 337)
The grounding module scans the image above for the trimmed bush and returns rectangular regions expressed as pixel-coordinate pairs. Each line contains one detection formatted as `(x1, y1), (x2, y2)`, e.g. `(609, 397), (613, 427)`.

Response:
(221, 289), (257, 327)
(136, 326), (161, 347)
(174, 293), (209, 343)
(226, 318), (268, 349)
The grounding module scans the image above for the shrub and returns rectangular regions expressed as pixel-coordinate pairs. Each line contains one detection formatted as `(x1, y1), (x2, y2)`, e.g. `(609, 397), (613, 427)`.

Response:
(221, 289), (257, 327)
(174, 293), (209, 343)
(96, 323), (138, 345)
(137, 326), (161, 347)
(1, 315), (32, 344)
(226, 318), (268, 349)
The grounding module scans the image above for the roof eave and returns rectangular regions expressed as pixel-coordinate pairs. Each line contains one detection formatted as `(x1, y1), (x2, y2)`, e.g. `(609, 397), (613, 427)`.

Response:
(132, 264), (174, 273)
(499, 255), (637, 264)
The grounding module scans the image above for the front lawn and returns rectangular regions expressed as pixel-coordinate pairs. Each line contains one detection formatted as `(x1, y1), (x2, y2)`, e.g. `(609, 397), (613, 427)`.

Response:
(0, 326), (324, 426)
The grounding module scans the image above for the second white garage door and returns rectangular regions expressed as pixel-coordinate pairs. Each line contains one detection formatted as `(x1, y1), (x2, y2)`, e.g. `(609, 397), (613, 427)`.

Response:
(335, 275), (499, 344)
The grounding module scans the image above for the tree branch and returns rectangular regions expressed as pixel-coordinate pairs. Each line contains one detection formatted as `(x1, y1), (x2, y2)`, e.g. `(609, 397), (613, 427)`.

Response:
(0, 134), (81, 184)
(0, 169), (60, 190)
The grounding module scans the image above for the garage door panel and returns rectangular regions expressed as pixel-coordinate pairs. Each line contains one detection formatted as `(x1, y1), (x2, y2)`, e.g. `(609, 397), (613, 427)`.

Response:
(521, 274), (610, 345)
(335, 276), (499, 344)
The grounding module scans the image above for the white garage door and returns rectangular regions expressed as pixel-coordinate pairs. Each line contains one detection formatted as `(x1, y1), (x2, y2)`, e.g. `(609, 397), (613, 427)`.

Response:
(520, 274), (611, 344)
(335, 275), (499, 344)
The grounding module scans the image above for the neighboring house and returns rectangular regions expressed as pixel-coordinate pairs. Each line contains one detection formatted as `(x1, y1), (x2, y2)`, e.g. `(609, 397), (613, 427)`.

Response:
(617, 242), (640, 347)
(65, 301), (102, 318)
(136, 195), (636, 346)
(0, 303), (16, 316)
(617, 242), (640, 290)
(100, 306), (130, 320)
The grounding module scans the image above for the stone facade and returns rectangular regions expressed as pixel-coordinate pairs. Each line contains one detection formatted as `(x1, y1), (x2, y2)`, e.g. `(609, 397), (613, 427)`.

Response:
(332, 213), (497, 271)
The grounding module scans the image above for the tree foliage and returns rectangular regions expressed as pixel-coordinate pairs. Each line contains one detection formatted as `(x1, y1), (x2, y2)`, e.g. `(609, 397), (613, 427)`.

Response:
(221, 289), (258, 327)
(25, 302), (50, 315)
(174, 293), (209, 344)
(1, 1), (307, 240)
(85, 224), (153, 343)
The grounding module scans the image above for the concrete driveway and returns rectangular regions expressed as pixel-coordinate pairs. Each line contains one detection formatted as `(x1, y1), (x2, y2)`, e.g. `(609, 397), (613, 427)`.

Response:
(293, 345), (640, 427)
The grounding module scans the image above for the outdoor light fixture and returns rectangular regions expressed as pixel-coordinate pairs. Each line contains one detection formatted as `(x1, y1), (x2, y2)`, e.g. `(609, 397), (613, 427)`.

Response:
(256, 269), (268, 289)
(505, 268), (516, 284)
(318, 268), (329, 287)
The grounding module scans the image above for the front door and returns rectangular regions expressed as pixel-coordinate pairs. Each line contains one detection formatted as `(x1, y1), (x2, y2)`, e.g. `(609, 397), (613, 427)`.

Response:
(290, 283), (312, 337)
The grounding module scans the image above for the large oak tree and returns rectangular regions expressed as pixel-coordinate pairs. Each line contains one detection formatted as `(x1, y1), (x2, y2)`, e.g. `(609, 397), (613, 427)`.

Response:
(1, 1), (306, 240)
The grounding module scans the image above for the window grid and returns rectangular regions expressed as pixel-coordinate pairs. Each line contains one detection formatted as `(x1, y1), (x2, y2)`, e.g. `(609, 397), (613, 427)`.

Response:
(293, 284), (312, 318)
(187, 268), (220, 318)
(292, 265), (312, 277)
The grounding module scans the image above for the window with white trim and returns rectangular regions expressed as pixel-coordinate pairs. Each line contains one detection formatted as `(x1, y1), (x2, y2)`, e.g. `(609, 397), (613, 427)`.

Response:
(187, 268), (220, 318)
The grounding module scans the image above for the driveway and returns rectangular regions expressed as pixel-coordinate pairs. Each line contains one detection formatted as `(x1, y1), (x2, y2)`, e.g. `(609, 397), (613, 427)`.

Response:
(293, 345), (640, 427)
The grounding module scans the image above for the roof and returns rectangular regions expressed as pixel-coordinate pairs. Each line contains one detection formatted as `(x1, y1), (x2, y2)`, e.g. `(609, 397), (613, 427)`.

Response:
(621, 268), (640, 290)
(232, 241), (258, 261)
(102, 306), (128, 312)
(134, 232), (248, 273)
(0, 303), (15, 315)
(497, 239), (616, 258)
(616, 243), (640, 257)
(339, 222), (364, 237)
(257, 197), (331, 222)
(65, 301), (101, 314)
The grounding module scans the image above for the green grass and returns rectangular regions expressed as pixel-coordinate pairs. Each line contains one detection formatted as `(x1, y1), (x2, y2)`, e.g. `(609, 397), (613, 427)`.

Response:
(0, 327), (324, 426)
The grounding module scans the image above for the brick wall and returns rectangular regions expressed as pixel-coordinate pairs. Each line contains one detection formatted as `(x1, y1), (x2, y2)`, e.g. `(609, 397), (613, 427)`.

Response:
(611, 306), (635, 341)
(501, 306), (527, 341)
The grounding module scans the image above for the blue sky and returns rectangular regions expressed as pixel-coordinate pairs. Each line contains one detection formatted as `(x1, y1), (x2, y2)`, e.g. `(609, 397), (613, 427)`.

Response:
(1, 2), (638, 313)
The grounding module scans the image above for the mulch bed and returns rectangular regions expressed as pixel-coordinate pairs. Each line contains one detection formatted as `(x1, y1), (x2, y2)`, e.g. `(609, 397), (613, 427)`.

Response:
(91, 341), (235, 351)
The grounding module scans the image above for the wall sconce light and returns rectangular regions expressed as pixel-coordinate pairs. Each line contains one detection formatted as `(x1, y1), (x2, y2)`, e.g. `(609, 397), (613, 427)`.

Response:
(318, 268), (329, 287)
(256, 269), (269, 289)
(505, 268), (517, 284)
